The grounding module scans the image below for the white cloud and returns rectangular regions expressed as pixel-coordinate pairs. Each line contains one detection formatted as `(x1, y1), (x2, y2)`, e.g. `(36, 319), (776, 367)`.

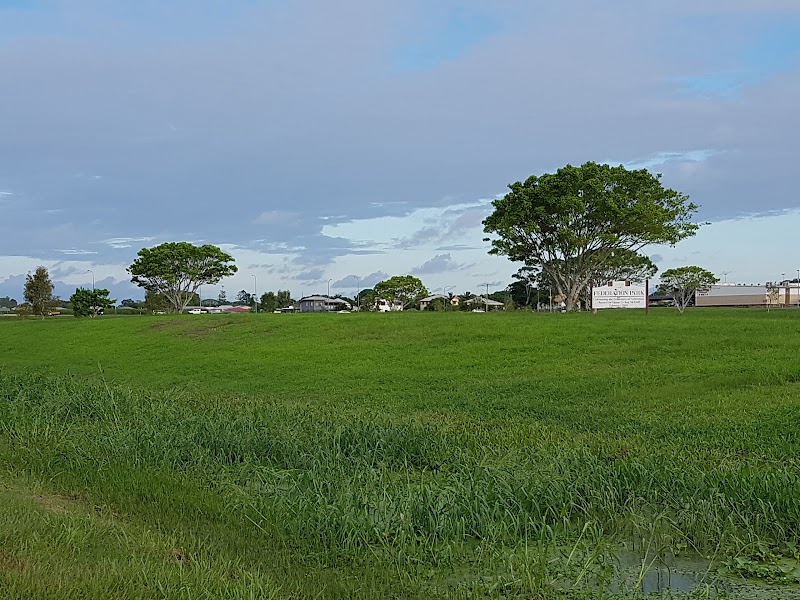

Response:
(56, 249), (98, 255)
(100, 237), (155, 249)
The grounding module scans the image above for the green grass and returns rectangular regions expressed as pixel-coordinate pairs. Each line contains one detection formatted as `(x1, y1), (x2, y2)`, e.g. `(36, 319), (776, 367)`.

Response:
(1, 310), (800, 598)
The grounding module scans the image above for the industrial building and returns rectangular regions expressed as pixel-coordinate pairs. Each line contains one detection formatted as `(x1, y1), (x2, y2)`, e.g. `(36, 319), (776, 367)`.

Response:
(695, 284), (800, 307)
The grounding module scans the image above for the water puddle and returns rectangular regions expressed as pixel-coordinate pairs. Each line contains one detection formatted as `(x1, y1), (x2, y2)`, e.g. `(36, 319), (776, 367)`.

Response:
(613, 545), (800, 598)
(614, 548), (709, 594)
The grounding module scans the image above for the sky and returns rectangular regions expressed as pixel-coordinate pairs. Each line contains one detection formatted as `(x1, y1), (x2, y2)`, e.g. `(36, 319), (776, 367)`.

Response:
(2, 0), (800, 302)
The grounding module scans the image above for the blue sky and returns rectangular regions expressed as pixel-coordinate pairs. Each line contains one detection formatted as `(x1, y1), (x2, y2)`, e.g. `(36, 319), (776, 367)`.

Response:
(2, 0), (800, 301)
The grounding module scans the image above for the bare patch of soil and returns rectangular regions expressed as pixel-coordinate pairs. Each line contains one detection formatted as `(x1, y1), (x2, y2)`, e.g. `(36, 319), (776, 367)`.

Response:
(171, 547), (191, 566)
(34, 494), (81, 514)
(0, 548), (25, 572)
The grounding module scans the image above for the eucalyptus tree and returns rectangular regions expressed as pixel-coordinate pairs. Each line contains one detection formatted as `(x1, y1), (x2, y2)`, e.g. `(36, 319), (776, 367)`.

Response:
(23, 266), (57, 317)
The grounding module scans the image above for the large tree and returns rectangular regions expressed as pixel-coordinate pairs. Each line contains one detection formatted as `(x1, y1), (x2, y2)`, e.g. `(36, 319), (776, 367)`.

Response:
(128, 242), (237, 313)
(658, 266), (718, 313)
(483, 162), (699, 310)
(24, 266), (57, 317)
(70, 288), (115, 318)
(374, 275), (428, 309)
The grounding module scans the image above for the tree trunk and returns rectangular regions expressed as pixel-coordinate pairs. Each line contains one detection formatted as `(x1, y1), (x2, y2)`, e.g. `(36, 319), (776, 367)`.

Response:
(564, 288), (581, 311)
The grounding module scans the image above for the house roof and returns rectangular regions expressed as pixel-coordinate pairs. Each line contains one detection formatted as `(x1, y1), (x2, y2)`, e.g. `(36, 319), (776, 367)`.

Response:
(420, 294), (449, 302)
(301, 296), (350, 304)
(466, 297), (504, 306)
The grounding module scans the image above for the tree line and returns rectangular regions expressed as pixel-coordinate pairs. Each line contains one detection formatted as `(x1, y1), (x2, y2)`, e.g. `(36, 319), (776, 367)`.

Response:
(8, 162), (731, 317)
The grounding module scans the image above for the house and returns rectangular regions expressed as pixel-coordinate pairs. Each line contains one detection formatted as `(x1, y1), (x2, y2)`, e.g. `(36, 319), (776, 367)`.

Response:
(465, 296), (505, 311)
(299, 296), (352, 313)
(419, 294), (459, 310)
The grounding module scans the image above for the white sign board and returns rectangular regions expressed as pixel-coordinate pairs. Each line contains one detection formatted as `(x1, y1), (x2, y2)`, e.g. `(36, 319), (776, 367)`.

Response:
(592, 281), (647, 309)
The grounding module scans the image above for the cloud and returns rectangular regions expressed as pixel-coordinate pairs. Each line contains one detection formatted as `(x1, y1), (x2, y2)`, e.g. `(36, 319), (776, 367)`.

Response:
(253, 210), (301, 226)
(56, 249), (98, 255)
(293, 268), (325, 282)
(435, 244), (482, 251)
(411, 253), (469, 275)
(331, 271), (388, 289)
(621, 149), (721, 171)
(100, 237), (154, 249)
(393, 226), (443, 249)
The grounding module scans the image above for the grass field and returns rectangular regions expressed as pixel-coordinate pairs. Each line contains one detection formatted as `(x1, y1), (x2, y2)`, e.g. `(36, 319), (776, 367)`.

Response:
(1, 310), (800, 598)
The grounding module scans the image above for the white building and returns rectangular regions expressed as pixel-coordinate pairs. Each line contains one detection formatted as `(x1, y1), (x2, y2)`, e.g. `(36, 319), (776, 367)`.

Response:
(377, 298), (403, 312)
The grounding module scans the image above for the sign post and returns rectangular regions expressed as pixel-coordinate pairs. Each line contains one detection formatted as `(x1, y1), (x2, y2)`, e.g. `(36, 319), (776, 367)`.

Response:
(591, 281), (647, 310)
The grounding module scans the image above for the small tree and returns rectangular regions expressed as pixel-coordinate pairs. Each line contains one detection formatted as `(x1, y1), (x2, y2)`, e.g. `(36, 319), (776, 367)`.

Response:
(276, 290), (293, 308)
(766, 283), (780, 312)
(374, 275), (428, 309)
(128, 242), (237, 313)
(235, 290), (253, 306)
(260, 291), (277, 313)
(659, 266), (718, 313)
(24, 266), (57, 317)
(70, 288), (115, 317)
(356, 288), (376, 311)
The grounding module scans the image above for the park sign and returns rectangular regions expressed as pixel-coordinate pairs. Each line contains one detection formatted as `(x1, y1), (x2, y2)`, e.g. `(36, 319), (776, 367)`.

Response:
(591, 280), (647, 309)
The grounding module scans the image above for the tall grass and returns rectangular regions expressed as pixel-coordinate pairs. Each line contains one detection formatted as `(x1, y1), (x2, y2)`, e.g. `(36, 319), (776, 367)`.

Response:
(1, 310), (800, 597)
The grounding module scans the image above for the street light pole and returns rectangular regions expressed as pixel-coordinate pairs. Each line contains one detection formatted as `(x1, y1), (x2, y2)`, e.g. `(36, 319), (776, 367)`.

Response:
(442, 285), (454, 310)
(252, 275), (257, 313)
(86, 269), (94, 292)
(327, 279), (332, 297)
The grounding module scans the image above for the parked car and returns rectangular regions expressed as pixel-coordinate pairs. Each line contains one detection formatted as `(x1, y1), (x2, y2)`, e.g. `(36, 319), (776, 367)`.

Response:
(188, 308), (206, 315)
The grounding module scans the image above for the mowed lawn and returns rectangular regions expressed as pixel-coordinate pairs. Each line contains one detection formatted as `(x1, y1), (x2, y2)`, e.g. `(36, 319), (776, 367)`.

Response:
(1, 310), (800, 598)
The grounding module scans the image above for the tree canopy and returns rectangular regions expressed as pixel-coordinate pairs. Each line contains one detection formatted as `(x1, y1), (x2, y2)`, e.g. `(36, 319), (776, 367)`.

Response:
(374, 276), (428, 309)
(483, 162), (698, 310)
(128, 242), (237, 313)
(260, 291), (277, 313)
(24, 266), (57, 317)
(70, 288), (115, 317)
(658, 266), (718, 313)
(588, 248), (658, 284)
